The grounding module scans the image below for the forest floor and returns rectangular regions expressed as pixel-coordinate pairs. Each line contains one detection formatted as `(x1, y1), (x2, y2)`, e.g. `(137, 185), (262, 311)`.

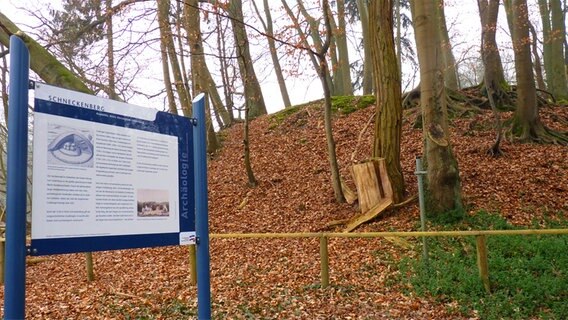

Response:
(1, 99), (567, 319)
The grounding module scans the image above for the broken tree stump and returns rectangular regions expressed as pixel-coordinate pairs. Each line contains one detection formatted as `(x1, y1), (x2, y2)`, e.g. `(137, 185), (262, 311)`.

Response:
(344, 158), (393, 232)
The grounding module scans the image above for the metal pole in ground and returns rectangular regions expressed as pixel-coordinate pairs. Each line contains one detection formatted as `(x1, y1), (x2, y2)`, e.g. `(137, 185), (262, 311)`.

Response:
(192, 93), (211, 319)
(415, 157), (429, 264)
(5, 35), (30, 320)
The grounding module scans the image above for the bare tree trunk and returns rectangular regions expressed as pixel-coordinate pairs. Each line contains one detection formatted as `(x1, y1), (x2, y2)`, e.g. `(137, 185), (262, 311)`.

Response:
(320, 0), (345, 203)
(229, 0), (267, 118)
(0, 13), (91, 93)
(413, 0), (463, 215)
(528, 22), (547, 91)
(251, 0), (292, 108)
(155, 0), (177, 114)
(477, 0), (506, 87)
(512, 0), (541, 140)
(478, 0), (505, 156)
(547, 0), (568, 99)
(157, 0), (192, 116)
(1, 43), (7, 121)
(184, 0), (230, 128)
(435, 0), (460, 90)
(289, 0), (335, 94)
(215, 13), (235, 122)
(356, 0), (373, 95)
(369, 0), (405, 204)
(105, 0), (119, 100)
(335, 0), (353, 95)
(243, 102), (257, 187)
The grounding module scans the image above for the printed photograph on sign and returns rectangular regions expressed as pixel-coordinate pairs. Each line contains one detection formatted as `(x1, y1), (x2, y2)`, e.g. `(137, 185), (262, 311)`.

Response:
(137, 188), (170, 217)
(47, 124), (94, 167)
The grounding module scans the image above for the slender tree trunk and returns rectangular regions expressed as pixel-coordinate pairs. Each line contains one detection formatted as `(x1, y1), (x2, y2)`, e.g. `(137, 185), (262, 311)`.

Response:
(548, 0), (568, 99)
(216, 13), (235, 122)
(243, 102), (257, 187)
(319, 0), (345, 203)
(157, 0), (191, 116)
(335, 0), (353, 95)
(477, 0), (506, 87)
(156, 2), (177, 114)
(292, 0), (335, 94)
(478, 0), (505, 156)
(356, 0), (373, 95)
(251, 0), (292, 108)
(369, 0), (405, 204)
(184, 0), (230, 128)
(435, 0), (460, 89)
(413, 0), (463, 215)
(1, 43), (7, 121)
(503, 0), (515, 39)
(105, 0), (119, 100)
(529, 22), (548, 90)
(228, 0), (267, 118)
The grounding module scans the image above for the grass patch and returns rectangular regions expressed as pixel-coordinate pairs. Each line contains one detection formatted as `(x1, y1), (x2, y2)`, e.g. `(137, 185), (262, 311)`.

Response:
(269, 105), (302, 127)
(400, 211), (568, 319)
(331, 95), (375, 115)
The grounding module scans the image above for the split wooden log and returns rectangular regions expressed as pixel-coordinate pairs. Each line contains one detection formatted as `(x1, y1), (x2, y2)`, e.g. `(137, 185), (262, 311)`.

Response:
(343, 158), (394, 232)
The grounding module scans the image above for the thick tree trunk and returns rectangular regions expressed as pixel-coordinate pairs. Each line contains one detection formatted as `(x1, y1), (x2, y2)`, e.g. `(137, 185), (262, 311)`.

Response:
(477, 0), (506, 88)
(229, 0), (267, 118)
(0, 13), (91, 93)
(413, 0), (463, 215)
(369, 0), (405, 204)
(512, 0), (541, 140)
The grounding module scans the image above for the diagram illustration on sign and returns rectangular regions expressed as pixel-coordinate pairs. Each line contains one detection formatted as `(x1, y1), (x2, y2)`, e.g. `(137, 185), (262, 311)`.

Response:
(47, 124), (94, 167)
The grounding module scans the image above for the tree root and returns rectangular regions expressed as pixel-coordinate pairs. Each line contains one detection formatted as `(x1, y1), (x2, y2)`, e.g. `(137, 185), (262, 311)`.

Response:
(505, 118), (568, 146)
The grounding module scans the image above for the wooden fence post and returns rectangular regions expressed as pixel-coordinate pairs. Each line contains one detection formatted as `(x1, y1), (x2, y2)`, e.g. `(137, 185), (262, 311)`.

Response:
(320, 236), (329, 288)
(476, 235), (491, 294)
(85, 252), (94, 281)
(0, 238), (4, 284)
(189, 244), (197, 285)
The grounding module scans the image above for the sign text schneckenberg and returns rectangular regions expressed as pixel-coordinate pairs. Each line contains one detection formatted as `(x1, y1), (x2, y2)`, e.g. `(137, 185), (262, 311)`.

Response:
(48, 95), (105, 111)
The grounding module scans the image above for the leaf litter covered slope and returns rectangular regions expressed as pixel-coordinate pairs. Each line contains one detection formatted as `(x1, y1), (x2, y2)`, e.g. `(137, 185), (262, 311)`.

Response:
(1, 102), (567, 319)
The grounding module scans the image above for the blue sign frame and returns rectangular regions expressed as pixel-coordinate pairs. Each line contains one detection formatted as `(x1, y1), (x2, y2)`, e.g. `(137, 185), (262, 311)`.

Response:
(29, 85), (195, 256)
(5, 35), (210, 320)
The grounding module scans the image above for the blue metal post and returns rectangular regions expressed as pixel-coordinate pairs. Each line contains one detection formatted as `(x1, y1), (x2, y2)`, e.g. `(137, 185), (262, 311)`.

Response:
(192, 93), (211, 319)
(5, 36), (30, 320)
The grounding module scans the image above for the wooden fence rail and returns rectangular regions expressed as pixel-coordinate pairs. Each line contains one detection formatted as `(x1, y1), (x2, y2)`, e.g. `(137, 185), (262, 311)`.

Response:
(2, 229), (567, 292)
(210, 229), (568, 292)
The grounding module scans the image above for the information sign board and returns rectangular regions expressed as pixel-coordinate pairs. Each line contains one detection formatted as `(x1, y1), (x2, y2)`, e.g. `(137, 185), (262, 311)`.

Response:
(30, 83), (195, 255)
